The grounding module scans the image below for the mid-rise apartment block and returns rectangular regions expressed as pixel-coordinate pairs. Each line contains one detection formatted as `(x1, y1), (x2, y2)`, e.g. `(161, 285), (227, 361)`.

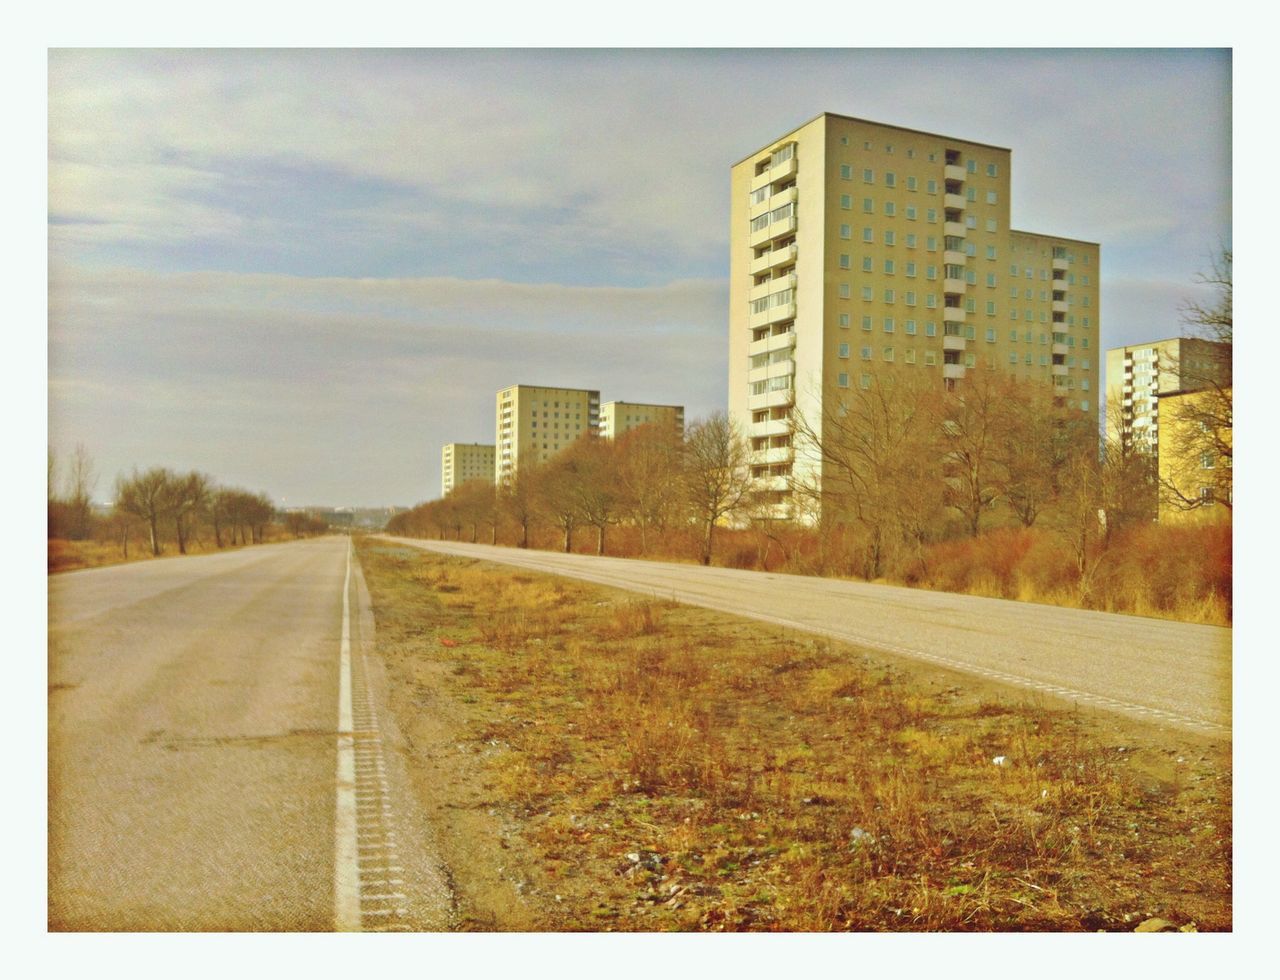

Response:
(440, 442), (495, 497)
(495, 384), (600, 484)
(1105, 337), (1229, 455)
(1156, 386), (1232, 523)
(729, 112), (1100, 516)
(599, 401), (685, 441)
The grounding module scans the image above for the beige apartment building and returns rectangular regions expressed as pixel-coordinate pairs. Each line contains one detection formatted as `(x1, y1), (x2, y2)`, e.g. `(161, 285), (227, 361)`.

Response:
(495, 384), (601, 484)
(1105, 337), (1228, 455)
(599, 401), (685, 440)
(440, 442), (495, 498)
(729, 112), (1100, 516)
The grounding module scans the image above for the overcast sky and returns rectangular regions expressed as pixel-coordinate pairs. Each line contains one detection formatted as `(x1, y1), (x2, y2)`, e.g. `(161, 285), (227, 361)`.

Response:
(47, 48), (1231, 507)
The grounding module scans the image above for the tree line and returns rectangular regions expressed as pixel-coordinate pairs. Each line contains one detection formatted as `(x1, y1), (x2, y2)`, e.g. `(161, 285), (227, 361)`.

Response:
(47, 452), (325, 559)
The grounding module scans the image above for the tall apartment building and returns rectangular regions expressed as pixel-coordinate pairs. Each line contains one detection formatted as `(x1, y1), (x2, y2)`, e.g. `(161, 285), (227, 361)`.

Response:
(1104, 338), (1228, 455)
(440, 442), (495, 497)
(729, 112), (1100, 516)
(599, 401), (685, 441)
(495, 384), (600, 485)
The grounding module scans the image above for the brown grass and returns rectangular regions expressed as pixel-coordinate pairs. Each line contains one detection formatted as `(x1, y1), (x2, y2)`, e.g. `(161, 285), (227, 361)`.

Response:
(48, 527), (297, 574)
(358, 541), (1232, 932)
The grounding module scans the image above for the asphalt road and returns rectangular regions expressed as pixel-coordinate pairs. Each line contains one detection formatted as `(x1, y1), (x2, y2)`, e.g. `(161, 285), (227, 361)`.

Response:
(383, 537), (1232, 738)
(48, 536), (449, 932)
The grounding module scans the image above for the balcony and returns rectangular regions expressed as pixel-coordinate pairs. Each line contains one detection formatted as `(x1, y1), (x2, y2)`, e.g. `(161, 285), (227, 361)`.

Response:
(943, 277), (967, 294)
(748, 331), (797, 359)
(942, 307), (966, 323)
(944, 164), (966, 182)
(748, 184), (797, 219)
(943, 221), (967, 238)
(749, 214), (797, 248)
(1052, 363), (1068, 376)
(942, 363), (966, 379)
(944, 193), (966, 210)
(943, 335), (966, 352)
(750, 243), (797, 276)
(943, 249), (966, 266)
(750, 154), (798, 192)
(1052, 342), (1069, 355)
(749, 273), (796, 303)
(749, 474), (791, 492)
(748, 389), (796, 411)
(749, 300), (797, 329)
(750, 417), (792, 438)
(748, 361), (796, 385)
(751, 446), (794, 466)
(1052, 257), (1069, 272)
(1052, 300), (1069, 314)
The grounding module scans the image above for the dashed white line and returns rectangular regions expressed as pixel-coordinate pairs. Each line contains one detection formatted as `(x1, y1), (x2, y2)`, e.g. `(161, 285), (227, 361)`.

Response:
(334, 538), (361, 931)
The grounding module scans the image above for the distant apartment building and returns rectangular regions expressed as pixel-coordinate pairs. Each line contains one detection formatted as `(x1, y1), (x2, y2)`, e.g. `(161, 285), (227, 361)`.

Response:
(599, 401), (685, 440)
(495, 384), (600, 484)
(729, 112), (1100, 517)
(441, 442), (495, 497)
(1105, 338), (1229, 455)
(1156, 386), (1233, 523)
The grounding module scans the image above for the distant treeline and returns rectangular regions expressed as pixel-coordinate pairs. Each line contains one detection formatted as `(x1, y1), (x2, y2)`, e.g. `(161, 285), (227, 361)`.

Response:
(47, 447), (328, 560)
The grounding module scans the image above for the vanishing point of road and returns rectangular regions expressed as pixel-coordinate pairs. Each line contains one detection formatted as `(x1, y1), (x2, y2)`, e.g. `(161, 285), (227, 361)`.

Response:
(384, 537), (1231, 738)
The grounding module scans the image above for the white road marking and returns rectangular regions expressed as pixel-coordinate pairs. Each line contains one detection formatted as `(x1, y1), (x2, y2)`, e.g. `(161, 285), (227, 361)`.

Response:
(334, 538), (362, 932)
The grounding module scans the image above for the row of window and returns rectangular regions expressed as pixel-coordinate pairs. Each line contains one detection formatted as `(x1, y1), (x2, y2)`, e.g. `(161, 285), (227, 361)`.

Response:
(835, 160), (1000, 183)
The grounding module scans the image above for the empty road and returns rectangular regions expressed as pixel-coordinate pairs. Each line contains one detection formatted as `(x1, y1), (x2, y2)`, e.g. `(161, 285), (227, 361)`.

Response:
(48, 536), (449, 931)
(384, 537), (1231, 737)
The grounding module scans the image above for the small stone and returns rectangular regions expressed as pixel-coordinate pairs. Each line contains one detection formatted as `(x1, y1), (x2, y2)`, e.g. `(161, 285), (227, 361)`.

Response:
(993, 756), (1008, 766)
(1134, 917), (1179, 932)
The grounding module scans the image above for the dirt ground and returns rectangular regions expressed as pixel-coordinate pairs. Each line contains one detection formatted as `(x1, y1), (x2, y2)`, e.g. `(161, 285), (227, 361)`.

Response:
(357, 540), (1231, 932)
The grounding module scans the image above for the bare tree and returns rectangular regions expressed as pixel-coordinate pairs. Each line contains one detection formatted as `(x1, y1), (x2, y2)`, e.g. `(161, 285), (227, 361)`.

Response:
(114, 467), (175, 556)
(1160, 249), (1233, 514)
(537, 454), (583, 553)
(615, 423), (685, 554)
(63, 444), (98, 540)
(931, 370), (1013, 537)
(683, 412), (751, 566)
(170, 471), (212, 554)
(500, 464), (540, 548)
(792, 372), (945, 578)
(562, 437), (624, 556)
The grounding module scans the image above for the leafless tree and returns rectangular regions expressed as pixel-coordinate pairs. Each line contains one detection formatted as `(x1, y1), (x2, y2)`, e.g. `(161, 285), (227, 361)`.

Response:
(500, 464), (540, 548)
(562, 437), (624, 556)
(170, 471), (213, 554)
(115, 467), (175, 556)
(615, 423), (685, 554)
(931, 370), (1013, 537)
(683, 412), (751, 566)
(63, 443), (98, 540)
(537, 454), (583, 553)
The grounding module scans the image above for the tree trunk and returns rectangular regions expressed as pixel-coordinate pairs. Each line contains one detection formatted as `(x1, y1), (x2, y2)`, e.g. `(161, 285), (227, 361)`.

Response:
(148, 516), (161, 556)
(563, 525), (573, 553)
(596, 524), (605, 556)
(701, 521), (714, 566)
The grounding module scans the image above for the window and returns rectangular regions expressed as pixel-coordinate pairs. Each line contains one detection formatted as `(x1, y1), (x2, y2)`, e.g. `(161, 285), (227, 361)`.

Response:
(926, 237), (937, 252)
(986, 327), (995, 341)
(839, 253), (851, 270)
(926, 293), (937, 309)
(905, 205), (917, 220)
(840, 165), (853, 179)
(926, 208), (937, 223)
(905, 320), (917, 335)
(883, 317), (895, 333)
(863, 168), (874, 183)
(966, 216), (977, 229)
(925, 350), (937, 366)
(863, 197), (874, 213)
(860, 374), (872, 389)
(985, 219), (996, 232)
(840, 194), (852, 209)
(885, 172), (896, 187)
(861, 315), (872, 331)
(905, 291), (916, 306)
(966, 187), (977, 203)
(1009, 352), (1018, 364)
(907, 176), (918, 191)
(1200, 452), (1216, 470)
(986, 163), (998, 177)
(905, 233), (918, 248)
(884, 202), (896, 217)
(860, 346), (872, 360)
(837, 372), (850, 387)
(884, 289), (895, 303)
(986, 302), (996, 316)
(966, 159), (977, 174)
(906, 261), (917, 277)
(861, 286), (873, 300)
(838, 343), (850, 358)
(862, 256), (873, 272)
(884, 231), (896, 246)
(927, 179), (938, 194)
(905, 349), (917, 364)
(986, 246), (996, 260)
(863, 227), (873, 242)
(883, 346), (895, 362)
(838, 313), (850, 327)
(840, 224), (851, 239)
(884, 259), (895, 274)
(839, 284), (851, 298)
(986, 191), (997, 205)
(965, 352), (975, 367)
(926, 264), (937, 279)
(925, 322), (937, 337)
(986, 273), (996, 287)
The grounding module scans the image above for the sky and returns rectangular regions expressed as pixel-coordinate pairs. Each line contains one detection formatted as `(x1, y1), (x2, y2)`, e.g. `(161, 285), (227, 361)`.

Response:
(47, 47), (1232, 508)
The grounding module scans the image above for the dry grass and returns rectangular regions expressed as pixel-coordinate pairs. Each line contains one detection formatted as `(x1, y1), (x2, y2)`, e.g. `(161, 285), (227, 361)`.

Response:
(359, 541), (1232, 932)
(48, 528), (295, 574)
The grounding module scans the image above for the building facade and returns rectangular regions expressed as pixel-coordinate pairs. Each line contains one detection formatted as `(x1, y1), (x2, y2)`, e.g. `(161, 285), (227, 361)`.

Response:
(441, 442), (495, 497)
(729, 113), (1100, 517)
(1156, 387), (1232, 523)
(1104, 338), (1229, 456)
(495, 384), (600, 485)
(599, 401), (685, 441)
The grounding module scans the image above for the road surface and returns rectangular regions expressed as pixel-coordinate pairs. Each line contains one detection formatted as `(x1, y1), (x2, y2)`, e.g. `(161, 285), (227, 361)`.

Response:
(383, 537), (1231, 738)
(48, 536), (449, 931)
